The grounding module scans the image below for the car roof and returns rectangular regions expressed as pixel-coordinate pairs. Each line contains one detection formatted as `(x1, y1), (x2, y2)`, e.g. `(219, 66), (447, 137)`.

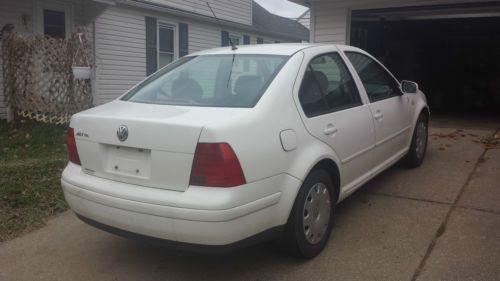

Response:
(188, 43), (360, 56)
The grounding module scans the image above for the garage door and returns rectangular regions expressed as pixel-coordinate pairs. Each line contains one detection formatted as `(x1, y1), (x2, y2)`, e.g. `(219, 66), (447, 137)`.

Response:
(350, 2), (500, 115)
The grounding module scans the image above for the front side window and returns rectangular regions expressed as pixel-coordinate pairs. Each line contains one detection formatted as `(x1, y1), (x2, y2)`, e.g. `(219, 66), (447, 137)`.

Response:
(158, 24), (175, 68)
(122, 54), (288, 107)
(345, 52), (401, 102)
(43, 9), (66, 38)
(299, 53), (362, 117)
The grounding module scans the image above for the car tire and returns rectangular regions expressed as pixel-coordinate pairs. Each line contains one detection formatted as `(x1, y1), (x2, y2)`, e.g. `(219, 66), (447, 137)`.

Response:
(280, 169), (336, 259)
(403, 112), (428, 168)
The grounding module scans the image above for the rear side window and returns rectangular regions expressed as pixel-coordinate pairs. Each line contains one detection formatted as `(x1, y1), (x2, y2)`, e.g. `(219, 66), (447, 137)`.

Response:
(299, 53), (362, 117)
(122, 54), (288, 108)
(345, 52), (401, 102)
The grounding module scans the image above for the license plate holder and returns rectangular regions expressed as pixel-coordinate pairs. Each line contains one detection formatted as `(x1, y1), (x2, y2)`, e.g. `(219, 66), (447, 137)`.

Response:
(105, 145), (151, 178)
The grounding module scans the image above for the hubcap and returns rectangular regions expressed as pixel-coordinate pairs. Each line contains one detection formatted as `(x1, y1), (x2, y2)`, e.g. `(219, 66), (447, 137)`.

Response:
(415, 120), (427, 159)
(302, 183), (331, 244)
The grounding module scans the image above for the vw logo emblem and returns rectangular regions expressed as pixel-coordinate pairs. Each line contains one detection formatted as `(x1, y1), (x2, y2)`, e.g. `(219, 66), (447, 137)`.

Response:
(117, 125), (128, 142)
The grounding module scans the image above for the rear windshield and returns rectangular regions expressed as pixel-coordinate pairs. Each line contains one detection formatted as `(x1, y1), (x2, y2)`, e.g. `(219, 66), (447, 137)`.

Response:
(122, 54), (288, 107)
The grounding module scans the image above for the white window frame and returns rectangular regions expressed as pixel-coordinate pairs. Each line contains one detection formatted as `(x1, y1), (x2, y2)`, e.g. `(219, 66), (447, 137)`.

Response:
(34, 0), (73, 38)
(157, 21), (178, 69)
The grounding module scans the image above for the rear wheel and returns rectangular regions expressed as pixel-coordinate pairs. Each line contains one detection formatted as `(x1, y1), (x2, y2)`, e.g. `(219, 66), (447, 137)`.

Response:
(404, 113), (428, 168)
(280, 169), (336, 259)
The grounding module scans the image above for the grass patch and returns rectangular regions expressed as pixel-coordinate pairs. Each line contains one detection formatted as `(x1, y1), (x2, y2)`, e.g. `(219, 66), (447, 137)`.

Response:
(0, 120), (67, 163)
(0, 120), (68, 242)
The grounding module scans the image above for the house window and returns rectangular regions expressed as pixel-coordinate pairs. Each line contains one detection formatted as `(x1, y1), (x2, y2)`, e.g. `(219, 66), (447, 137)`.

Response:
(43, 9), (65, 38)
(229, 34), (242, 45)
(36, 0), (72, 39)
(158, 24), (176, 68)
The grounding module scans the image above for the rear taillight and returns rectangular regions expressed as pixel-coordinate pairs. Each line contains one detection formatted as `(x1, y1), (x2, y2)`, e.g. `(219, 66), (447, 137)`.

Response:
(189, 143), (246, 187)
(67, 127), (81, 165)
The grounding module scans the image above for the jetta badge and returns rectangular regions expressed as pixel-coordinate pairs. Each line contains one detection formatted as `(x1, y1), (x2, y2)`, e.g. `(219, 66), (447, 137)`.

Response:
(116, 125), (128, 142)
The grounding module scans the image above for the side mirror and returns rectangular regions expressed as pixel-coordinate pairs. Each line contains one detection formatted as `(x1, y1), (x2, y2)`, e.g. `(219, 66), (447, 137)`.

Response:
(401, 80), (419, 94)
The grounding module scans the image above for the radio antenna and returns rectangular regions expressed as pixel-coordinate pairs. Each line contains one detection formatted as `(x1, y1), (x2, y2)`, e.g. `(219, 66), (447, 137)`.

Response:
(207, 2), (237, 50)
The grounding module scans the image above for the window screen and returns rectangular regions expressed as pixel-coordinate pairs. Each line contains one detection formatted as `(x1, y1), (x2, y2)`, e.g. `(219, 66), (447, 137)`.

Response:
(159, 24), (175, 68)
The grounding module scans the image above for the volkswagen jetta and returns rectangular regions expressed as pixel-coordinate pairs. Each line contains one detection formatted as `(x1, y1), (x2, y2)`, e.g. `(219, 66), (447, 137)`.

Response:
(62, 44), (429, 258)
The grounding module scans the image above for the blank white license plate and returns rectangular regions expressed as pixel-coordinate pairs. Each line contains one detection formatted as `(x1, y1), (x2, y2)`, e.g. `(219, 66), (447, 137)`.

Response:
(105, 145), (151, 178)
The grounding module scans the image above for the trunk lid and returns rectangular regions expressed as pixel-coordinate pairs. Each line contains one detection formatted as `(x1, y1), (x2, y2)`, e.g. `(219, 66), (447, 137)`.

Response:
(70, 100), (245, 191)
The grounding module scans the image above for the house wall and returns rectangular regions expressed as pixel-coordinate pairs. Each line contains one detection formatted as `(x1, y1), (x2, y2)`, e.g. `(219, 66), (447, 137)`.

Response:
(146, 0), (252, 25)
(0, 0), (87, 120)
(93, 4), (294, 105)
(311, 0), (500, 44)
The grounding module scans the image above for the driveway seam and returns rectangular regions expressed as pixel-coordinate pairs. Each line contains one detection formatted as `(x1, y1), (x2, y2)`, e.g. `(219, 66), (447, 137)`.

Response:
(457, 205), (500, 216)
(409, 130), (497, 281)
(367, 192), (452, 206)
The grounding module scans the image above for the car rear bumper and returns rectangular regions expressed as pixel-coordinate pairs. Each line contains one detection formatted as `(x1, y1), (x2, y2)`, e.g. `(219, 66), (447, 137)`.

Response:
(61, 163), (301, 246)
(75, 213), (284, 254)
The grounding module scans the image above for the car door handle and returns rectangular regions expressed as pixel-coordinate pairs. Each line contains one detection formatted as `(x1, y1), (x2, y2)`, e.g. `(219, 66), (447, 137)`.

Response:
(324, 125), (338, 136)
(373, 111), (384, 121)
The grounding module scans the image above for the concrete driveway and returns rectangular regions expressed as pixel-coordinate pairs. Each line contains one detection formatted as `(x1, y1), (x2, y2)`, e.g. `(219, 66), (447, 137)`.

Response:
(1, 126), (499, 281)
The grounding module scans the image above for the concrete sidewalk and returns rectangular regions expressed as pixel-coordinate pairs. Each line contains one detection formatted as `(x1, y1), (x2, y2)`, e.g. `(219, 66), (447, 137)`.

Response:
(0, 127), (499, 281)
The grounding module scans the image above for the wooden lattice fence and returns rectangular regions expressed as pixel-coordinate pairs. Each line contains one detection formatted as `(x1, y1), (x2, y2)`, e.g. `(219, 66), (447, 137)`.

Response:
(1, 29), (93, 124)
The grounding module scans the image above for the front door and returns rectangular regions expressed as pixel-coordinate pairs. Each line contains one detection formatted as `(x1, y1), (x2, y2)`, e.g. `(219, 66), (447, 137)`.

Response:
(345, 52), (412, 170)
(296, 52), (375, 190)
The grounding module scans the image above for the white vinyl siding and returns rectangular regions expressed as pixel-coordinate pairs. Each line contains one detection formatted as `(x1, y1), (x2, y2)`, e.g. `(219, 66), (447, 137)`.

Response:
(94, 5), (147, 105)
(311, 0), (500, 44)
(146, 0), (252, 25)
(188, 22), (220, 53)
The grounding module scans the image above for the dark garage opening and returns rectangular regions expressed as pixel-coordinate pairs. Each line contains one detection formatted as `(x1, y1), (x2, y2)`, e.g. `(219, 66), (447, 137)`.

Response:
(350, 4), (500, 116)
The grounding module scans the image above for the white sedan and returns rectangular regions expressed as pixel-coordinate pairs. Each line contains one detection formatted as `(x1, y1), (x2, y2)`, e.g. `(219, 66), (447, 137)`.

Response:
(62, 44), (429, 258)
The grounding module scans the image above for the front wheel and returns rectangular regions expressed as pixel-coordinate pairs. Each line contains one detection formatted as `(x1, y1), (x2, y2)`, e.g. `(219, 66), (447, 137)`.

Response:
(280, 169), (336, 259)
(403, 113), (428, 168)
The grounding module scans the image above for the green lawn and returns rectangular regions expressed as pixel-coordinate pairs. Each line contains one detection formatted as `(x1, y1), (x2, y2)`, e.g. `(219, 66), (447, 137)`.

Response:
(0, 120), (68, 242)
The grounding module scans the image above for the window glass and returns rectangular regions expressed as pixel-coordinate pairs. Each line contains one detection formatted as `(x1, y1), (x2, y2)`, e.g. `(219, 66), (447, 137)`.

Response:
(345, 52), (401, 102)
(158, 24), (175, 68)
(122, 54), (288, 108)
(299, 53), (362, 117)
(43, 9), (65, 39)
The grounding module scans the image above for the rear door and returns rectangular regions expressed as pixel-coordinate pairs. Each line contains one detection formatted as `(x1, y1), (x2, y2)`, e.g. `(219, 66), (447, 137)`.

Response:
(344, 50), (412, 169)
(295, 49), (375, 190)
